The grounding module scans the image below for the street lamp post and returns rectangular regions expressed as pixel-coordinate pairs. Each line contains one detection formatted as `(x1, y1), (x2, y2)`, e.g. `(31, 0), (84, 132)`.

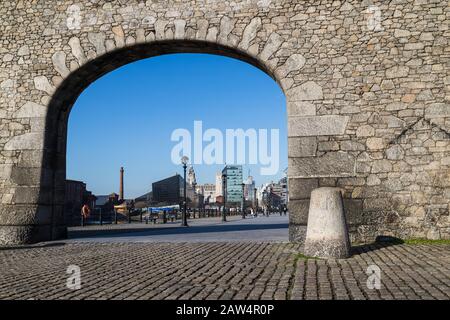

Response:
(181, 156), (189, 227)
(221, 173), (227, 222)
(241, 182), (246, 219)
(192, 181), (197, 218)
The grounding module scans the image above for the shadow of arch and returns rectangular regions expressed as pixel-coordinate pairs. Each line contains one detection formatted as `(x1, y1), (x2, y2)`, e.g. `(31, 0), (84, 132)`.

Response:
(40, 40), (286, 241)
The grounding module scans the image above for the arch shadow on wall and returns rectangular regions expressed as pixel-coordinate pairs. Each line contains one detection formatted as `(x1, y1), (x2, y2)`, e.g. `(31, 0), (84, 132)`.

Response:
(39, 40), (286, 240)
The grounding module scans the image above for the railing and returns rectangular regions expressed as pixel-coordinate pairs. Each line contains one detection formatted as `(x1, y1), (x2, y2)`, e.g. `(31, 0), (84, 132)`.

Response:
(77, 207), (258, 227)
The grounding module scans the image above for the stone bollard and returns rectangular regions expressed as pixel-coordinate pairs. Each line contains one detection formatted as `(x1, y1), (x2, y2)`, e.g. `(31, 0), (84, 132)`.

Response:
(304, 187), (351, 259)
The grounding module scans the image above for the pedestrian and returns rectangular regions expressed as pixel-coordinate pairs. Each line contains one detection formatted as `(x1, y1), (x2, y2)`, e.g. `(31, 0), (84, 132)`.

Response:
(283, 205), (288, 216)
(81, 204), (90, 226)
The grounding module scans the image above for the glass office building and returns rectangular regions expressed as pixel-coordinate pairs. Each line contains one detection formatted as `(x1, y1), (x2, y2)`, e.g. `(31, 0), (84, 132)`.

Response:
(222, 165), (243, 205)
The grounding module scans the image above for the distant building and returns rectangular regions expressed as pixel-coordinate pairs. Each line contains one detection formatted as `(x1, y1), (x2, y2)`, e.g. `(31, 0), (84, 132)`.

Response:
(152, 174), (194, 206)
(279, 176), (288, 205)
(222, 165), (243, 205)
(215, 172), (223, 198)
(197, 183), (216, 203)
(134, 191), (152, 209)
(244, 176), (256, 202)
(258, 179), (287, 209)
(187, 166), (197, 186)
(65, 179), (96, 226)
(94, 192), (120, 214)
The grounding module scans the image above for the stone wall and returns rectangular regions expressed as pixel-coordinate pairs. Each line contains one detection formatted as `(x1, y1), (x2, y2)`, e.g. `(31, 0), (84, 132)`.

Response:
(0, 0), (449, 245)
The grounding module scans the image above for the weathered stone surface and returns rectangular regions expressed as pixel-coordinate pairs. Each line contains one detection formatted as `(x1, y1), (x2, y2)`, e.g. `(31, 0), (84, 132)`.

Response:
(88, 32), (106, 55)
(260, 32), (283, 61)
(425, 103), (450, 118)
(287, 101), (316, 116)
(14, 102), (47, 118)
(154, 20), (168, 40)
(366, 137), (384, 150)
(174, 19), (186, 39)
(289, 152), (356, 178)
(386, 145), (405, 160)
(287, 81), (323, 101)
(206, 27), (218, 42)
(112, 25), (125, 47)
(68, 37), (86, 65)
(33, 76), (55, 95)
(196, 19), (209, 39)
(289, 178), (319, 200)
(356, 125), (375, 137)
(277, 54), (306, 78)
(304, 188), (351, 259)
(4, 133), (44, 151)
(288, 137), (317, 157)
(288, 200), (310, 225)
(218, 16), (234, 44)
(18, 45), (30, 56)
(239, 17), (261, 50)
(52, 52), (70, 78)
(289, 115), (349, 137)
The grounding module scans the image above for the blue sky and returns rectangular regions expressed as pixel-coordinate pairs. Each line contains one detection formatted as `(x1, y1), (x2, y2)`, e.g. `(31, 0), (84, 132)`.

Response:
(67, 53), (287, 198)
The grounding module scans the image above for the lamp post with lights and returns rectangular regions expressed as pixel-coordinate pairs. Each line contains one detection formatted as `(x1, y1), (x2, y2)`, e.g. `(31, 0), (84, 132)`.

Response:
(221, 173), (227, 222)
(181, 156), (189, 227)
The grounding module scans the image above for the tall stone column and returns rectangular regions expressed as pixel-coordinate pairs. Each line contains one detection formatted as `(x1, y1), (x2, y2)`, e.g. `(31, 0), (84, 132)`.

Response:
(119, 167), (124, 201)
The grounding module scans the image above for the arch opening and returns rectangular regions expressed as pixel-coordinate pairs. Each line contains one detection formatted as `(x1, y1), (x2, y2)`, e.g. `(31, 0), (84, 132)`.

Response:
(44, 40), (288, 242)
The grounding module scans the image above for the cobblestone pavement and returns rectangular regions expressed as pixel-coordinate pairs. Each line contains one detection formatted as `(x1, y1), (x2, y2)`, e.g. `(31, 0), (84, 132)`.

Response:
(0, 242), (449, 300)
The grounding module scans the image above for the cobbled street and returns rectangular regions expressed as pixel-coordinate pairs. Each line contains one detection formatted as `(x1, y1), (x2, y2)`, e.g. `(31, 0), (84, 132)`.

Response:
(0, 215), (449, 300)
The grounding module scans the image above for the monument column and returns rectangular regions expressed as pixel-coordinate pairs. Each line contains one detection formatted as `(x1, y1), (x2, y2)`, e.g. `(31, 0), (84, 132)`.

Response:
(119, 167), (124, 201)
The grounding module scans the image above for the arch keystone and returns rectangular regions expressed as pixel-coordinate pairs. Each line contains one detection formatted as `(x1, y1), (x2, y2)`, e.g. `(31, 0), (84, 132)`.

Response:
(155, 20), (169, 40)
(174, 20), (186, 39)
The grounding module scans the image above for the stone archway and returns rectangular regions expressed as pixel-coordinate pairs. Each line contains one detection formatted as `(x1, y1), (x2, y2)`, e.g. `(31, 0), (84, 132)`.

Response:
(1, 1), (449, 245)
(47, 40), (289, 243)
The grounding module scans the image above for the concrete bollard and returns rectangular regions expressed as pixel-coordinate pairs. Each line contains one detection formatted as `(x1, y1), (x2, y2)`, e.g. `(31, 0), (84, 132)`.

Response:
(304, 187), (351, 259)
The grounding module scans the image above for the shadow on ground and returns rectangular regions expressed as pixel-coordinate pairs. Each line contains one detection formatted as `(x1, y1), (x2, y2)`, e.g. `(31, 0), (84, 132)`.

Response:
(351, 236), (405, 255)
(0, 242), (66, 251)
(69, 222), (289, 240)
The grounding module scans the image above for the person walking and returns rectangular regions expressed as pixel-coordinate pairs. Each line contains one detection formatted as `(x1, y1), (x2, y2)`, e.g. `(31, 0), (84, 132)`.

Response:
(81, 204), (91, 226)
(283, 205), (288, 216)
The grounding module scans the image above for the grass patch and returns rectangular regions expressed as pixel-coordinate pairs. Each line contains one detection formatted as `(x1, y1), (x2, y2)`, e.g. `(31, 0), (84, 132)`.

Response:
(403, 238), (450, 245)
(374, 236), (450, 245)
